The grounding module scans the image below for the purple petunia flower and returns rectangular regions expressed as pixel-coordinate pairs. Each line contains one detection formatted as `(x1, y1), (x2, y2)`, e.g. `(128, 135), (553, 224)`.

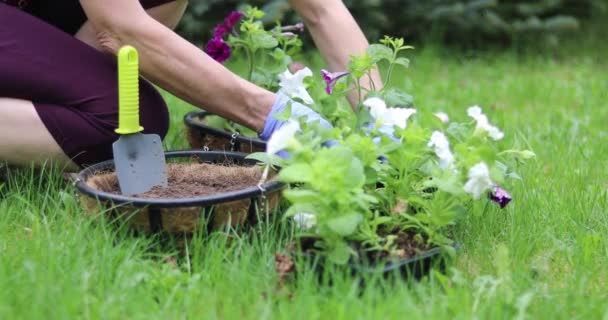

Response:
(213, 24), (229, 38)
(205, 37), (231, 63)
(489, 186), (512, 209)
(224, 11), (244, 30)
(320, 69), (350, 95)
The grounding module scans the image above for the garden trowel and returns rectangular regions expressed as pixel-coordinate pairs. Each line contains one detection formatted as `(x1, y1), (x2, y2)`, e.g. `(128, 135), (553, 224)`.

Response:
(112, 46), (167, 196)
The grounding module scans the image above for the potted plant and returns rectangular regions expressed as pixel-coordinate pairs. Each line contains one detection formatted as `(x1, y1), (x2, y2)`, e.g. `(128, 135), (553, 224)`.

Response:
(248, 36), (535, 278)
(184, 6), (306, 153)
(75, 150), (285, 237)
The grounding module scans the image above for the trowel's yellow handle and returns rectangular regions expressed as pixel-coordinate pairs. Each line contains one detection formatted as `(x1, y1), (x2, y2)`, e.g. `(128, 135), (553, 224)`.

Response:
(115, 46), (144, 135)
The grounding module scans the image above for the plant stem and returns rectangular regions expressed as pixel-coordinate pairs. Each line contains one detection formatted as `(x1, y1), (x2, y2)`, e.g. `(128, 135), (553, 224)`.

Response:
(355, 78), (362, 105)
(245, 47), (254, 82)
(367, 72), (376, 92)
(384, 49), (401, 89)
(384, 63), (395, 89)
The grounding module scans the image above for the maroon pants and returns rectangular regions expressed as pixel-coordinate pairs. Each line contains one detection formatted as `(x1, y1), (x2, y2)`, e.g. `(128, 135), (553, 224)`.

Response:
(0, 1), (174, 167)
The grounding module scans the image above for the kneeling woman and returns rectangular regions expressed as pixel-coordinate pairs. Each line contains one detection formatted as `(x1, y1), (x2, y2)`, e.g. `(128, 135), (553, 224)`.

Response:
(0, 0), (377, 170)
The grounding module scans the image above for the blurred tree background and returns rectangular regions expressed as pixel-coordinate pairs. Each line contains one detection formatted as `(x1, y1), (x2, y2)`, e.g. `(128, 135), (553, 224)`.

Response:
(177, 0), (606, 47)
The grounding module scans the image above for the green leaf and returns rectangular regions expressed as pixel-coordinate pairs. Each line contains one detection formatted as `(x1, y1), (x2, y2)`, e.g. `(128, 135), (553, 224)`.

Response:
(251, 33), (278, 50)
(245, 152), (282, 167)
(394, 57), (410, 68)
(284, 203), (317, 218)
(279, 163), (313, 183)
(424, 173), (464, 196)
(283, 189), (321, 203)
(245, 6), (265, 20)
(384, 88), (414, 107)
(327, 241), (352, 265)
(326, 213), (362, 236)
(272, 101), (292, 122)
(344, 157), (366, 190)
(499, 149), (536, 160)
(367, 44), (393, 62)
(245, 152), (271, 164)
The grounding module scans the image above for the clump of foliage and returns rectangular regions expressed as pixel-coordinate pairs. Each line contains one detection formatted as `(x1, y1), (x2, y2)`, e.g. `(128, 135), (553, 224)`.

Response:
(193, 7), (534, 265)
(200, 6), (305, 137)
(240, 28), (534, 264)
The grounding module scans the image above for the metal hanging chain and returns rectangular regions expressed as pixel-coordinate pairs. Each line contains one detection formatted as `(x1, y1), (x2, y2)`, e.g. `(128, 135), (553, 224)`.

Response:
(229, 132), (240, 151)
(255, 164), (271, 216)
(257, 184), (267, 216)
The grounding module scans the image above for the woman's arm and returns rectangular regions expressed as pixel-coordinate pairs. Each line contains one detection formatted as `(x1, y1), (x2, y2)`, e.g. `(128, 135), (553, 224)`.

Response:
(288, 0), (383, 108)
(79, 0), (274, 132)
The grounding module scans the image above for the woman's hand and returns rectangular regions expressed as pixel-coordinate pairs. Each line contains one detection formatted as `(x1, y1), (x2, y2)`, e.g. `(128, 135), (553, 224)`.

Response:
(258, 91), (331, 142)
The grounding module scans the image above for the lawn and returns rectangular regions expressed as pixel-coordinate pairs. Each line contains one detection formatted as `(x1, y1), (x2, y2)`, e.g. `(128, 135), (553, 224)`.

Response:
(1, 34), (607, 319)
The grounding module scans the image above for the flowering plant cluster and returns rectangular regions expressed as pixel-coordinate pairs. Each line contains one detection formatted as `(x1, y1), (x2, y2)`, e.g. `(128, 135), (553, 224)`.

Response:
(203, 6), (305, 136)
(204, 8), (534, 264)
(251, 36), (533, 265)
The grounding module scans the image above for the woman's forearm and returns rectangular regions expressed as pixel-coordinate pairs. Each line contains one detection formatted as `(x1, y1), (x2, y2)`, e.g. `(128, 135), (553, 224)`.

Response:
(87, 5), (273, 132)
(289, 0), (383, 107)
(120, 19), (273, 131)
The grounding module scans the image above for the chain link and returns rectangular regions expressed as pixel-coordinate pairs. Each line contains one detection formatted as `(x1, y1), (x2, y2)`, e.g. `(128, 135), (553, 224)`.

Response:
(257, 184), (267, 216)
(229, 132), (240, 151)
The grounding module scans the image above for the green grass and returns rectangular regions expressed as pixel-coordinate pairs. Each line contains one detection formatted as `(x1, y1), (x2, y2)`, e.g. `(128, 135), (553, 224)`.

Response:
(2, 37), (608, 319)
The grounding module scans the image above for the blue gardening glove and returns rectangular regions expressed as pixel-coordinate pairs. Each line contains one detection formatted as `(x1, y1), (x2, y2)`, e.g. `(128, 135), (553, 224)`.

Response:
(259, 91), (336, 157)
(259, 91), (331, 139)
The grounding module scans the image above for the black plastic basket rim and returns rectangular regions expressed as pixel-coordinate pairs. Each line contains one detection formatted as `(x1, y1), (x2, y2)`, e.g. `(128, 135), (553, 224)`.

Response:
(299, 242), (460, 274)
(184, 111), (267, 148)
(75, 150), (284, 208)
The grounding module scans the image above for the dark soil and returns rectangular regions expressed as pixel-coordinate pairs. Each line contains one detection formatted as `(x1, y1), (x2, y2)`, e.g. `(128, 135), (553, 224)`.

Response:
(86, 162), (270, 199)
(297, 231), (430, 261)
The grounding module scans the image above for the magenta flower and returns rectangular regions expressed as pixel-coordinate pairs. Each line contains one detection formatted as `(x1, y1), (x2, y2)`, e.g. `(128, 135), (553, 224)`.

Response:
(205, 37), (231, 63)
(213, 24), (229, 38)
(320, 69), (350, 95)
(224, 11), (244, 30)
(489, 186), (512, 209)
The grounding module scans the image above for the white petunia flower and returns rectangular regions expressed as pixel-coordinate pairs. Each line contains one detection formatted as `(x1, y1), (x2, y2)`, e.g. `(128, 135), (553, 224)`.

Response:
(467, 105), (504, 140)
(364, 97), (417, 129)
(278, 67), (314, 105)
(463, 162), (494, 200)
(434, 112), (449, 123)
(364, 97), (387, 119)
(292, 212), (317, 230)
(266, 120), (300, 155)
(427, 131), (455, 170)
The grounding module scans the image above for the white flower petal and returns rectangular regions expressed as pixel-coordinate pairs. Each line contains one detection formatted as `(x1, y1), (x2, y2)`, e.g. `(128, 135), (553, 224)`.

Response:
(363, 97), (387, 120)
(463, 162), (494, 199)
(466, 105), (504, 141)
(365, 97), (416, 129)
(278, 68), (314, 105)
(434, 112), (449, 123)
(428, 131), (455, 169)
(292, 212), (317, 230)
(467, 105), (483, 118)
(385, 107), (417, 129)
(266, 120), (300, 155)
